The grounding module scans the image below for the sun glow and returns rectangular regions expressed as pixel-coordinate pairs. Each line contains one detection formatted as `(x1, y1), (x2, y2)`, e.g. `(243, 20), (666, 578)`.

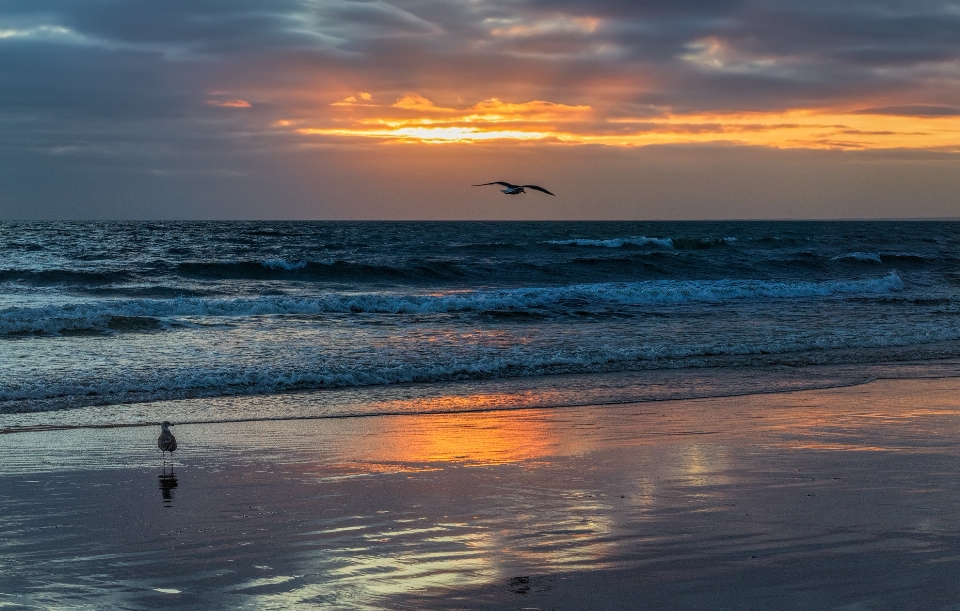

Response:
(300, 126), (550, 143)
(285, 93), (960, 149)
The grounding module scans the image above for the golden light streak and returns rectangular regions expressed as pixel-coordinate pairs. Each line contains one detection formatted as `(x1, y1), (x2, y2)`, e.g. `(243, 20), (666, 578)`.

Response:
(207, 99), (251, 108)
(299, 126), (550, 143)
(286, 93), (960, 149)
(596, 109), (960, 150)
(486, 15), (601, 37)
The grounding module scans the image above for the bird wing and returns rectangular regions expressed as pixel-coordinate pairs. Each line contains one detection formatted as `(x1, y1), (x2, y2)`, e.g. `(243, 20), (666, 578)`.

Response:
(522, 185), (555, 196)
(473, 182), (517, 188)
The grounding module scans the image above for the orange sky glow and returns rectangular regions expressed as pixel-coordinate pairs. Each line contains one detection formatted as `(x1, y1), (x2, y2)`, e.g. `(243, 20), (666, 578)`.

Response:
(286, 93), (960, 150)
(4, 0), (960, 218)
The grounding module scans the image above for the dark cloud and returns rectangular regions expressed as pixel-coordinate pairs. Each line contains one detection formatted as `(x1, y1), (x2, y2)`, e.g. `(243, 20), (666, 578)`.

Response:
(854, 105), (960, 116)
(0, 0), (307, 51)
(4, 0), (959, 113)
(1, 0), (959, 218)
(523, 0), (745, 18)
(723, 7), (960, 68)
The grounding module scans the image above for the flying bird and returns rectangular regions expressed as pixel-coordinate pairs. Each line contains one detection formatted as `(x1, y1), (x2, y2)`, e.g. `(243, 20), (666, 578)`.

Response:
(158, 421), (177, 459)
(474, 182), (555, 196)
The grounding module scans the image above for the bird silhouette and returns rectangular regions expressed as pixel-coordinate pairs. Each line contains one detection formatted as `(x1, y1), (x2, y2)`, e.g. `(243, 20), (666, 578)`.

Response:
(158, 421), (177, 463)
(473, 181), (554, 196)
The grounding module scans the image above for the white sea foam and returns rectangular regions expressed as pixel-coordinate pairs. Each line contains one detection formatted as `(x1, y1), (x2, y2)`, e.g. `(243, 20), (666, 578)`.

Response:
(260, 259), (308, 270)
(3, 307), (958, 408)
(546, 236), (675, 248)
(0, 273), (905, 335)
(831, 252), (882, 263)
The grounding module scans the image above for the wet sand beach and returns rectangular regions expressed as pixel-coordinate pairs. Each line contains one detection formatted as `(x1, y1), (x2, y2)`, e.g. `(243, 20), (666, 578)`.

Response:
(3, 376), (960, 609)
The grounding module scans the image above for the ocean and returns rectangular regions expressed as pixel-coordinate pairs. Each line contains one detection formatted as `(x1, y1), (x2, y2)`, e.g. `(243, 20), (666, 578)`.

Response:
(4, 220), (960, 431)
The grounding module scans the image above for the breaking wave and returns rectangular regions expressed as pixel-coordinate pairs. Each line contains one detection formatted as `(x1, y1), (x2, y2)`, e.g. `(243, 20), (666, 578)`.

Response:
(173, 259), (464, 281)
(831, 252), (882, 263)
(547, 236), (676, 248)
(261, 258), (308, 271)
(0, 273), (904, 335)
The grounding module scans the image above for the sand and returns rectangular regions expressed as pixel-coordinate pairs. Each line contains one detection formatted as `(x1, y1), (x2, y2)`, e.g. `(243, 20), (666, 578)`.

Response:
(3, 377), (960, 609)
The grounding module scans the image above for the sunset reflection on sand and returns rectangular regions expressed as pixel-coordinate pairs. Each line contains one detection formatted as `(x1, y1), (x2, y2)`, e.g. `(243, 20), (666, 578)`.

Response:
(368, 409), (558, 465)
(6, 378), (960, 609)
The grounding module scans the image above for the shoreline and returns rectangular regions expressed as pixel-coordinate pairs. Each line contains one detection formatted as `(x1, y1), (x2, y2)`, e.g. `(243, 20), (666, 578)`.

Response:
(4, 375), (960, 608)
(5, 356), (960, 435)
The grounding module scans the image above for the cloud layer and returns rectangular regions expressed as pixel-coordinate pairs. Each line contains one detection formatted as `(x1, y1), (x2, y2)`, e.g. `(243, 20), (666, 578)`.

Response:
(2, 0), (960, 217)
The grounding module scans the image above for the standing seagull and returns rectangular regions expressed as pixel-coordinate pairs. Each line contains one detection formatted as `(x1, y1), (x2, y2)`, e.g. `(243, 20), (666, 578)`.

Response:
(158, 421), (177, 462)
(473, 181), (555, 196)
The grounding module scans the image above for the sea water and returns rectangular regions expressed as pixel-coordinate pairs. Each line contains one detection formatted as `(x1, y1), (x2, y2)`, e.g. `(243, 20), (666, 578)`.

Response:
(3, 221), (960, 430)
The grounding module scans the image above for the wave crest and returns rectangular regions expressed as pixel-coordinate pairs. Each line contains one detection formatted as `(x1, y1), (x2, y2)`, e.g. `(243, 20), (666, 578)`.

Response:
(547, 236), (674, 248)
(0, 273), (905, 335)
(831, 252), (882, 263)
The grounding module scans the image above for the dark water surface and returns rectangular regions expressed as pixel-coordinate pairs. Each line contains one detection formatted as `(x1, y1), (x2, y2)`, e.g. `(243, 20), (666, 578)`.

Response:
(3, 221), (960, 426)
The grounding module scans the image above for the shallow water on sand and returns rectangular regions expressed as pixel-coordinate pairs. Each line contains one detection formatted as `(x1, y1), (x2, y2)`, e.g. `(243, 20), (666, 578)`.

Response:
(4, 377), (960, 609)
(5, 358), (960, 435)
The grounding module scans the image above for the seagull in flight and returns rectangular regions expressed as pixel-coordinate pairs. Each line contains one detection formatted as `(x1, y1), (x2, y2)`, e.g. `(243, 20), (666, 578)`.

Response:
(474, 182), (555, 196)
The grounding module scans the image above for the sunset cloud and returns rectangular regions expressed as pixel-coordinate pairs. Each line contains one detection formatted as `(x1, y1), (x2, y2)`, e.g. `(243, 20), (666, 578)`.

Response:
(295, 94), (596, 142)
(392, 93), (455, 113)
(2, 0), (960, 217)
(486, 15), (601, 38)
(207, 99), (252, 108)
(5, 0), (960, 143)
(332, 92), (375, 106)
(290, 92), (960, 150)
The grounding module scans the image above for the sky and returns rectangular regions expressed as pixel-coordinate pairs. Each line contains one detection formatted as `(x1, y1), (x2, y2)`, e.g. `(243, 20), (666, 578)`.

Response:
(2, 0), (960, 219)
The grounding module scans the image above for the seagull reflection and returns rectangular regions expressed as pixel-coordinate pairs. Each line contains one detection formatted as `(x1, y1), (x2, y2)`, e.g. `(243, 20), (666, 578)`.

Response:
(158, 469), (178, 507)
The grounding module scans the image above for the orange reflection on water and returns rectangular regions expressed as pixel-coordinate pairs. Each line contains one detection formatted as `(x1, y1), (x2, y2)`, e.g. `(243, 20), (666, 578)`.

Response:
(738, 379), (960, 452)
(367, 409), (559, 466)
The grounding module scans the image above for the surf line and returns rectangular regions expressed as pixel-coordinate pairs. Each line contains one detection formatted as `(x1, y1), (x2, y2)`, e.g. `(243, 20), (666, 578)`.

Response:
(0, 375), (896, 435)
